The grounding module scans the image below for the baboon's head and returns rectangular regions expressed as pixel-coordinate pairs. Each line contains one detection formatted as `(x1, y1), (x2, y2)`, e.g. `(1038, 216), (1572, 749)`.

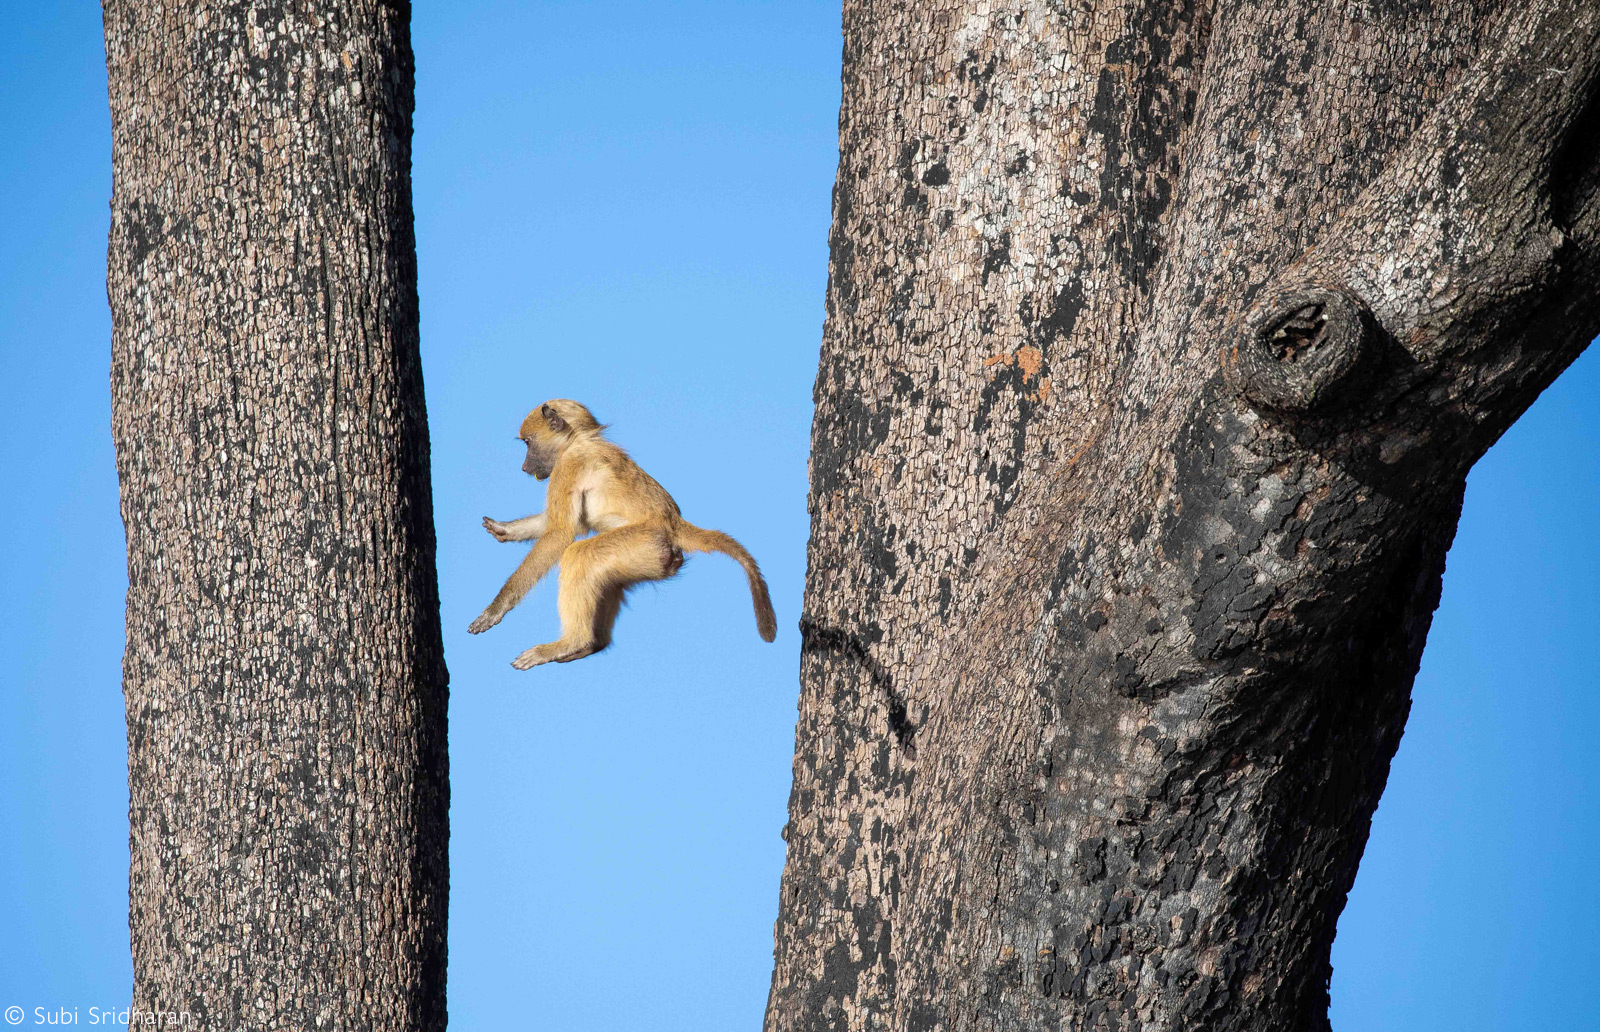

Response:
(518, 399), (601, 479)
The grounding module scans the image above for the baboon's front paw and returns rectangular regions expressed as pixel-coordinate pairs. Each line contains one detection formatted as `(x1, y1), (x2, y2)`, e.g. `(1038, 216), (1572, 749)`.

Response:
(511, 647), (554, 670)
(468, 611), (501, 634)
(482, 517), (511, 542)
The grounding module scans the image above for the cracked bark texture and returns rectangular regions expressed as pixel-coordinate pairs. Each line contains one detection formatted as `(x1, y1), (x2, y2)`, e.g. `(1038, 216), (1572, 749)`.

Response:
(768, 1), (1600, 1029)
(104, 2), (447, 1028)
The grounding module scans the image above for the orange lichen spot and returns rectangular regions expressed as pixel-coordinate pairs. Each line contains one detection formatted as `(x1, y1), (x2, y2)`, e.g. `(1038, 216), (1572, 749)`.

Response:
(983, 352), (1013, 368)
(1034, 376), (1053, 403)
(1015, 345), (1043, 378)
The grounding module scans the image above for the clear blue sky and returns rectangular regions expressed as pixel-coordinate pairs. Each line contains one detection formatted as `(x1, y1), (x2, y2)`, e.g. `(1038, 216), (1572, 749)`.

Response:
(0, 3), (1594, 1030)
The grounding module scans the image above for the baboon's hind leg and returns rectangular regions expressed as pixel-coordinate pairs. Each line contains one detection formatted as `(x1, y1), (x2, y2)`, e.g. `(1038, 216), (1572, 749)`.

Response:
(585, 583), (627, 655)
(510, 523), (679, 670)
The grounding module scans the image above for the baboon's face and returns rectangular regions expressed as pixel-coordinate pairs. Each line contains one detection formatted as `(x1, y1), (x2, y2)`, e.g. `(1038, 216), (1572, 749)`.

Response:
(521, 434), (563, 480)
(517, 400), (588, 479)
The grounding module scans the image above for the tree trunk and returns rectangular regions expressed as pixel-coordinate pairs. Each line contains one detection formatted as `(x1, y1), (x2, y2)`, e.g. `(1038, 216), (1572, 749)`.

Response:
(104, 2), (447, 1028)
(768, 1), (1600, 1029)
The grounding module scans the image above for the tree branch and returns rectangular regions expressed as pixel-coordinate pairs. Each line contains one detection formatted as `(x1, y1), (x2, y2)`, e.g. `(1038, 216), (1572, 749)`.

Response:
(1225, 0), (1600, 458)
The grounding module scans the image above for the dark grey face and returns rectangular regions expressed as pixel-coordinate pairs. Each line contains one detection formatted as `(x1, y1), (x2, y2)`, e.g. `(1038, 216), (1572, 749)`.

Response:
(522, 438), (560, 479)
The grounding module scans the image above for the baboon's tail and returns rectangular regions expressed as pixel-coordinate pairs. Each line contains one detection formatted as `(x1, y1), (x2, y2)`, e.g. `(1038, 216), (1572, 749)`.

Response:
(677, 523), (777, 642)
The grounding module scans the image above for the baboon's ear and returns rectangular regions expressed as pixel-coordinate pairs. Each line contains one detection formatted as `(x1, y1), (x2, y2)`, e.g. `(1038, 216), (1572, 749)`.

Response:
(540, 403), (569, 434)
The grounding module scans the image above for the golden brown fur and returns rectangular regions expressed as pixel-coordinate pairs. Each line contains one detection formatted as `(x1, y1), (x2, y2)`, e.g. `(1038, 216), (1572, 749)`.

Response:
(468, 399), (777, 668)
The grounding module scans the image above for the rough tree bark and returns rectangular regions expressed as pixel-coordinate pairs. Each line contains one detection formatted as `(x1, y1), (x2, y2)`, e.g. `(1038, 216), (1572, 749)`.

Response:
(104, 2), (447, 1028)
(768, 1), (1599, 1029)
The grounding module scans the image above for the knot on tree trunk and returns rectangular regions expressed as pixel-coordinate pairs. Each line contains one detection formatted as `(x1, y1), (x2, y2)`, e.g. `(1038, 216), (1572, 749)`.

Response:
(1224, 285), (1380, 414)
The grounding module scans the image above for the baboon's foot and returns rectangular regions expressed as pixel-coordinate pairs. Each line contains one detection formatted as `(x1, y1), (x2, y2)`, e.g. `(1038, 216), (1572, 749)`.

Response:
(511, 640), (598, 670)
